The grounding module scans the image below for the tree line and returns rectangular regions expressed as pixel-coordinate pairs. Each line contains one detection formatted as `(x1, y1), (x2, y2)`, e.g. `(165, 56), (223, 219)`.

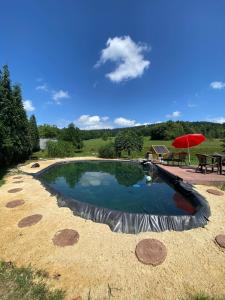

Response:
(39, 120), (225, 141)
(0, 65), (40, 165)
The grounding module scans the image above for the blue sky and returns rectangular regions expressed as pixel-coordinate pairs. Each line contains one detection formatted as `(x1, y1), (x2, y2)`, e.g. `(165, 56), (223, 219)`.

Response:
(1, 0), (225, 129)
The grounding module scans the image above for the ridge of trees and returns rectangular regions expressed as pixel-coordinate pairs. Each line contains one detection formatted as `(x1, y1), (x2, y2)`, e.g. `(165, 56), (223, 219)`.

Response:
(38, 120), (225, 141)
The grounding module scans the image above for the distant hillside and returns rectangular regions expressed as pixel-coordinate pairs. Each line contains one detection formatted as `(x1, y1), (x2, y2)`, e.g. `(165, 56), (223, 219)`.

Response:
(80, 121), (225, 140)
(38, 121), (225, 141)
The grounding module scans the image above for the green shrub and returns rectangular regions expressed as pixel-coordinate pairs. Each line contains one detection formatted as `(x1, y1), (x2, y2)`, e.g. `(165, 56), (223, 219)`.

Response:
(98, 143), (115, 158)
(46, 140), (75, 158)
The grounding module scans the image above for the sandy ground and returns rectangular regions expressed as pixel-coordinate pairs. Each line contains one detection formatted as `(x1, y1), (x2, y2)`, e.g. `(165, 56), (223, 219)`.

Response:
(0, 157), (224, 300)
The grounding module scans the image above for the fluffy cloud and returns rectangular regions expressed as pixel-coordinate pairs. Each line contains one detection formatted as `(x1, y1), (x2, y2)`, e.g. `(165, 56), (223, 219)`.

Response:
(76, 115), (112, 129)
(73, 115), (157, 129)
(52, 90), (70, 104)
(36, 83), (48, 92)
(166, 111), (181, 118)
(210, 81), (225, 90)
(114, 117), (137, 127)
(207, 117), (225, 123)
(23, 100), (35, 112)
(95, 36), (150, 83)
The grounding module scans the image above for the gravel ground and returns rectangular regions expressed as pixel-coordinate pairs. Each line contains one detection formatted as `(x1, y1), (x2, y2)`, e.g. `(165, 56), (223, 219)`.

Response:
(0, 158), (224, 300)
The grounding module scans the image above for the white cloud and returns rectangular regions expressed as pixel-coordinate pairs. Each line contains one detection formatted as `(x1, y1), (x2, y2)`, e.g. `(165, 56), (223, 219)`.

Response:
(207, 117), (225, 123)
(166, 111), (181, 118)
(23, 100), (35, 112)
(210, 81), (225, 90)
(102, 116), (109, 121)
(114, 117), (138, 127)
(52, 90), (70, 104)
(95, 36), (150, 83)
(75, 115), (112, 129)
(36, 83), (48, 92)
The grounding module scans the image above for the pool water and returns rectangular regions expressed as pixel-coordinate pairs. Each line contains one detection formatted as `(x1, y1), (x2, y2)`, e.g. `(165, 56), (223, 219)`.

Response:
(40, 161), (196, 215)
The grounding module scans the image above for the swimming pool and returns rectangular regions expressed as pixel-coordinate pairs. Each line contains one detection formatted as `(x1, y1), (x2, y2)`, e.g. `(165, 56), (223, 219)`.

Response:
(37, 160), (210, 233)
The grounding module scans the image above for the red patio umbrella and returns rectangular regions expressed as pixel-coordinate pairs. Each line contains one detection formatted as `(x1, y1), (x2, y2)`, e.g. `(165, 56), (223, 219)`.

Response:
(172, 133), (206, 164)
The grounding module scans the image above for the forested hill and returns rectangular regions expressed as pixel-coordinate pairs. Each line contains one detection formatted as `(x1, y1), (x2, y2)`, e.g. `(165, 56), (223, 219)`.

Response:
(39, 121), (225, 140)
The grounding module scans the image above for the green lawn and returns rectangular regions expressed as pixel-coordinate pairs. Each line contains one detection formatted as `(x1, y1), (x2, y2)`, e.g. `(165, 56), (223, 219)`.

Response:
(82, 137), (223, 164)
(34, 137), (223, 165)
(0, 261), (64, 300)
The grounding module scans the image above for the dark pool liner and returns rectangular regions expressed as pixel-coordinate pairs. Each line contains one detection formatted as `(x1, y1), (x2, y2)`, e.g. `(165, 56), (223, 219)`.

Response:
(34, 160), (211, 234)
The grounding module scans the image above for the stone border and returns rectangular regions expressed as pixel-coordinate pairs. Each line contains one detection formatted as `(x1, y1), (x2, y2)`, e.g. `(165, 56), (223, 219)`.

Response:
(33, 160), (211, 234)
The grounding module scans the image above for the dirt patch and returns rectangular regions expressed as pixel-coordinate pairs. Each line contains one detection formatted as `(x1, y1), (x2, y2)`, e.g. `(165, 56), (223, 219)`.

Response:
(18, 214), (43, 228)
(6, 199), (25, 208)
(13, 176), (23, 179)
(52, 229), (79, 247)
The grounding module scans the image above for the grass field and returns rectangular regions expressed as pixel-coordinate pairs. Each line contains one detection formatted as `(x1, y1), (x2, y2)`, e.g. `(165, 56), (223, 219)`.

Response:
(0, 261), (64, 300)
(35, 137), (223, 165)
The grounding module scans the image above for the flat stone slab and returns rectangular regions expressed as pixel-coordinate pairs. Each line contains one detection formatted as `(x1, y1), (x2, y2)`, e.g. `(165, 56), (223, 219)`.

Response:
(18, 214), (42, 228)
(207, 189), (224, 196)
(13, 176), (23, 179)
(8, 188), (23, 193)
(135, 238), (167, 266)
(6, 199), (25, 208)
(52, 229), (79, 247)
(13, 181), (24, 184)
(215, 234), (225, 248)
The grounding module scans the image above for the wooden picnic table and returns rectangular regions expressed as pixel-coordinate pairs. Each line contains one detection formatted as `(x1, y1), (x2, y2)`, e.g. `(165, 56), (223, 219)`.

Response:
(213, 153), (225, 175)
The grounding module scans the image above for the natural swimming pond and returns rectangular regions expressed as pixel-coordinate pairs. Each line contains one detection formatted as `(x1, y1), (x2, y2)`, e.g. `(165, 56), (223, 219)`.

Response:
(38, 160), (210, 233)
(40, 161), (196, 215)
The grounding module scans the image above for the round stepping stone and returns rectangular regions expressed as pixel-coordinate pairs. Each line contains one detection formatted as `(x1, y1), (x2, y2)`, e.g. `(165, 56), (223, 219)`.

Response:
(52, 229), (79, 247)
(135, 238), (167, 266)
(13, 176), (23, 179)
(18, 214), (42, 228)
(6, 199), (25, 208)
(8, 188), (23, 193)
(207, 189), (224, 196)
(215, 234), (225, 248)
(13, 181), (23, 184)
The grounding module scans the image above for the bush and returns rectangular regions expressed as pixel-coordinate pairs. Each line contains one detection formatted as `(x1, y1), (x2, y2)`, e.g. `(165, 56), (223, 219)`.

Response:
(98, 143), (116, 158)
(46, 140), (75, 158)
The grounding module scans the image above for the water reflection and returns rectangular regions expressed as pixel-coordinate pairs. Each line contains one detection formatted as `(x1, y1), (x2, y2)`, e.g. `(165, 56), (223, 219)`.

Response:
(40, 161), (197, 215)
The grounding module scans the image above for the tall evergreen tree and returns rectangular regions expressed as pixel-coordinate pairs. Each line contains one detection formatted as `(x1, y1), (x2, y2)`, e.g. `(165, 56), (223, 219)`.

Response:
(0, 65), (32, 165)
(11, 84), (32, 161)
(29, 114), (40, 152)
(0, 65), (14, 164)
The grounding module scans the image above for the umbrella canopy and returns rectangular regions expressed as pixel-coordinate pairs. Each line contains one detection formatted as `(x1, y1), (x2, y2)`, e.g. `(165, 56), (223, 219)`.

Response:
(172, 133), (206, 148)
(172, 133), (206, 164)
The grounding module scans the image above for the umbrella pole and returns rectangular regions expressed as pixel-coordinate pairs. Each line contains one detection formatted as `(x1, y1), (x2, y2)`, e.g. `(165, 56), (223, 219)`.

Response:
(188, 147), (191, 165)
(187, 137), (190, 165)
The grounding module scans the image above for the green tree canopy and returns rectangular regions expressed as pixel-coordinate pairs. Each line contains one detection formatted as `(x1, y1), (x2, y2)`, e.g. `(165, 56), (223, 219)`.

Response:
(38, 124), (60, 138)
(114, 130), (143, 156)
(59, 123), (83, 150)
